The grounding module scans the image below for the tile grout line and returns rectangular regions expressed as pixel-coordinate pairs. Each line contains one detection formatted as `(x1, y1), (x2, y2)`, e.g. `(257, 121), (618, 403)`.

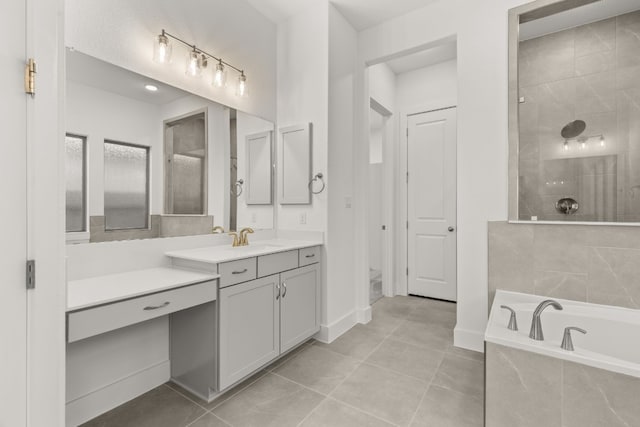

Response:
(208, 370), (269, 411)
(183, 410), (212, 427)
(162, 383), (211, 413)
(407, 354), (447, 426)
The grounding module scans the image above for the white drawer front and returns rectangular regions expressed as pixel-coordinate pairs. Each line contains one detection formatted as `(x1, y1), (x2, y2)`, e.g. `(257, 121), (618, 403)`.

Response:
(67, 280), (216, 343)
(219, 257), (257, 288)
(299, 246), (320, 266)
(258, 250), (298, 277)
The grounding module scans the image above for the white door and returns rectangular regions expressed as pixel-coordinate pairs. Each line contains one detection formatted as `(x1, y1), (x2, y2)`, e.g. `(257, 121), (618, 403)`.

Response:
(407, 108), (457, 301)
(1, 1), (28, 425)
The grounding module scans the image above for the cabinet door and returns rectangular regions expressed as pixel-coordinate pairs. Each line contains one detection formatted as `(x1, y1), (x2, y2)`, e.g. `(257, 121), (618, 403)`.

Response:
(280, 264), (320, 353)
(218, 274), (280, 390)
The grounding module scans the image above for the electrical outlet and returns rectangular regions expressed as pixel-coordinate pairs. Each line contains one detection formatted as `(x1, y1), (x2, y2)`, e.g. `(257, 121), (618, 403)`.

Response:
(300, 213), (307, 224)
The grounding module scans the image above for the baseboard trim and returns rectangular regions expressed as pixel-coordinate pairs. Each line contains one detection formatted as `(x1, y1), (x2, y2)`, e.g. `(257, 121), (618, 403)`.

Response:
(316, 310), (358, 343)
(356, 305), (372, 324)
(454, 326), (485, 353)
(65, 361), (170, 427)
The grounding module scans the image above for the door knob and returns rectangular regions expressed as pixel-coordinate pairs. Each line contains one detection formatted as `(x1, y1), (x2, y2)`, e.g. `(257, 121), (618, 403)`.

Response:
(448, 226), (455, 232)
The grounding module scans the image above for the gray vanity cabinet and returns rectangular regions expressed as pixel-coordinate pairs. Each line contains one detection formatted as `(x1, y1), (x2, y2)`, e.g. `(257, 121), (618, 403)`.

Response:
(280, 264), (320, 353)
(218, 274), (280, 390)
(218, 249), (321, 391)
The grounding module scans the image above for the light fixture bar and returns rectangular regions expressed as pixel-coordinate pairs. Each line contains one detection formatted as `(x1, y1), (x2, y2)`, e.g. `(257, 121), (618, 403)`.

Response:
(562, 133), (604, 143)
(160, 29), (244, 74)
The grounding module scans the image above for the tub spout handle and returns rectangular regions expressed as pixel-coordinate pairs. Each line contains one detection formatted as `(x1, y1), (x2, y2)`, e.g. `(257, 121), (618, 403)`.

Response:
(561, 326), (587, 351)
(500, 305), (518, 331)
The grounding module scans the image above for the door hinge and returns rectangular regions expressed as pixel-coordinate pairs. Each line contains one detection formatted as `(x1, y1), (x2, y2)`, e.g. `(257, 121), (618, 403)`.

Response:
(25, 58), (36, 96)
(406, 172), (409, 183)
(406, 128), (409, 138)
(26, 260), (36, 289)
(406, 267), (409, 276)
(406, 221), (409, 229)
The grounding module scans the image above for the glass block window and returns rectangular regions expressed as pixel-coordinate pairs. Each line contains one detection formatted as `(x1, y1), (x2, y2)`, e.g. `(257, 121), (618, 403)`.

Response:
(65, 134), (86, 232)
(104, 140), (150, 230)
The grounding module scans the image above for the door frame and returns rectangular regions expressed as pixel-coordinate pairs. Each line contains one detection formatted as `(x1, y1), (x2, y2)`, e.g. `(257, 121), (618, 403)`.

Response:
(368, 98), (394, 299)
(398, 101), (457, 296)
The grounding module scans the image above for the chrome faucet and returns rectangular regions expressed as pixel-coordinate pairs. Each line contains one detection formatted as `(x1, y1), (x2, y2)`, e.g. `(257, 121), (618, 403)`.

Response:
(529, 299), (563, 341)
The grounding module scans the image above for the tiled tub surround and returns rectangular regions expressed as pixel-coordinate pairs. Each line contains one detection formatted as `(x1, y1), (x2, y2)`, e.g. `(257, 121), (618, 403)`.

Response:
(517, 10), (640, 222)
(485, 291), (640, 427)
(488, 221), (640, 309)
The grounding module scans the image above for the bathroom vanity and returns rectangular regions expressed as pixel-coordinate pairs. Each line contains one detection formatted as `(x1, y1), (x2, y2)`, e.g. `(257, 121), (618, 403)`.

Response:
(65, 239), (322, 426)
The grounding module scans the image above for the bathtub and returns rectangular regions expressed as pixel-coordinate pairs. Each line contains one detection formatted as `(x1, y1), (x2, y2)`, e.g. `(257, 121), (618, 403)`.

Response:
(486, 290), (640, 379)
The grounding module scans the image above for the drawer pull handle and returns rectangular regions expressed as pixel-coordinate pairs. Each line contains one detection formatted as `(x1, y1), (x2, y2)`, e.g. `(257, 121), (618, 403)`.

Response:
(276, 284), (281, 300)
(144, 301), (170, 311)
(232, 268), (248, 275)
(282, 283), (287, 298)
(305, 254), (315, 258)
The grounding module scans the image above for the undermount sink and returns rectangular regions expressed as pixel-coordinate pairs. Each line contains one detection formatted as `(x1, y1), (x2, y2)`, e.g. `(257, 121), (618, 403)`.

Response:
(228, 244), (283, 252)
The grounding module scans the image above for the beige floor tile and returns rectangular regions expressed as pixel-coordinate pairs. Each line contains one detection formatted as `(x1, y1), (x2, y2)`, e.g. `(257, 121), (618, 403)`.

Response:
(266, 340), (313, 371)
(432, 354), (484, 399)
(188, 412), (231, 427)
(361, 311), (405, 336)
(274, 345), (360, 394)
(80, 385), (206, 427)
(366, 337), (445, 382)
(447, 346), (485, 363)
(373, 296), (423, 318)
(391, 319), (453, 352)
(300, 398), (395, 427)
(314, 324), (386, 360)
(407, 305), (457, 328)
(331, 363), (427, 426)
(410, 385), (484, 427)
(212, 373), (324, 427)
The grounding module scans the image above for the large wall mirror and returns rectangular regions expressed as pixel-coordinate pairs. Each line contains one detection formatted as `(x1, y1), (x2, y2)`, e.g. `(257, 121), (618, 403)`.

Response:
(65, 49), (275, 243)
(509, 0), (640, 223)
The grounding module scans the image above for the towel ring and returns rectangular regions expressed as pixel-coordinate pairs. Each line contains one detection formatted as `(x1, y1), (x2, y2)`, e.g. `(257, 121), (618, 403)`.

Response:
(234, 179), (244, 197)
(308, 173), (325, 195)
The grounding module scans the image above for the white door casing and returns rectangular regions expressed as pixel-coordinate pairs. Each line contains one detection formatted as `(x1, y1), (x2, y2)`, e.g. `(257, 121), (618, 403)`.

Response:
(1, 1), (28, 425)
(407, 108), (457, 301)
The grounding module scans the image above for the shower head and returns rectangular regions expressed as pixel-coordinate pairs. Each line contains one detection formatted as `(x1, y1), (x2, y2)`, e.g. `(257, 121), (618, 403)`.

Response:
(561, 120), (586, 139)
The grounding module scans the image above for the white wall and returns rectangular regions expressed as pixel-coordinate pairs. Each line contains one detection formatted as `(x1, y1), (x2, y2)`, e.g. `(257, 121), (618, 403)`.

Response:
(276, 0), (329, 232)
(396, 59), (457, 111)
(236, 111), (276, 230)
(66, 82), (162, 216)
(65, 0), (277, 121)
(369, 63), (396, 112)
(359, 0), (529, 351)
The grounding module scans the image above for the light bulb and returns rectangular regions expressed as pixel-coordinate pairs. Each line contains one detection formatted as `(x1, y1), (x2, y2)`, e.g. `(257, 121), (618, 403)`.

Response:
(186, 49), (203, 77)
(213, 61), (227, 88)
(564, 140), (569, 151)
(236, 72), (248, 98)
(580, 141), (586, 149)
(600, 136), (605, 147)
(153, 32), (172, 64)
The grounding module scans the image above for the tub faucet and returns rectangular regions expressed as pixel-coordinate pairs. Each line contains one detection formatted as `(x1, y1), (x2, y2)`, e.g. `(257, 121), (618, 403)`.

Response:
(529, 299), (563, 341)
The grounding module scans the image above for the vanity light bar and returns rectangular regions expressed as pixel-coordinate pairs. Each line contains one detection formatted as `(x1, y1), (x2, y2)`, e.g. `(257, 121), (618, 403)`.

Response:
(154, 29), (248, 97)
(562, 134), (605, 150)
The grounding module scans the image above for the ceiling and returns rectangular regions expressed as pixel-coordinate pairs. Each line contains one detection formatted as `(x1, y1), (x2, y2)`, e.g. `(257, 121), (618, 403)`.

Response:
(66, 49), (191, 106)
(520, 0), (640, 40)
(245, 0), (438, 30)
(385, 40), (457, 74)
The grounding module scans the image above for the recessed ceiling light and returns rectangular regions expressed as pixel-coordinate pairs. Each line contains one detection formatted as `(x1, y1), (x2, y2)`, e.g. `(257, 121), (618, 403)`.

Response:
(145, 84), (158, 92)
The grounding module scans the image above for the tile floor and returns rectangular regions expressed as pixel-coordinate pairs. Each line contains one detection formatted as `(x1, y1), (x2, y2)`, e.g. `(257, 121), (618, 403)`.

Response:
(81, 296), (484, 427)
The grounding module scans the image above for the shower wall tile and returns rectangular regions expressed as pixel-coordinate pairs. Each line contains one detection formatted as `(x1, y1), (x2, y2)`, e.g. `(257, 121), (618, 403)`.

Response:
(575, 50), (616, 76)
(488, 222), (640, 309)
(587, 246), (640, 309)
(533, 271), (587, 302)
(575, 71), (617, 115)
(575, 17), (616, 57)
(488, 222), (534, 304)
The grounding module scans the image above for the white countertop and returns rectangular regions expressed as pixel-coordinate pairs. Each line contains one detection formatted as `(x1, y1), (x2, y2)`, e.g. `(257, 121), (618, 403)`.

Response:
(67, 267), (219, 312)
(165, 238), (322, 264)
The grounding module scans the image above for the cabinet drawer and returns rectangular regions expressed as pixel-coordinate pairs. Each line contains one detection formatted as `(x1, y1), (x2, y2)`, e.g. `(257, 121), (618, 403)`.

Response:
(258, 250), (298, 277)
(299, 246), (320, 266)
(67, 280), (216, 343)
(219, 257), (257, 288)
